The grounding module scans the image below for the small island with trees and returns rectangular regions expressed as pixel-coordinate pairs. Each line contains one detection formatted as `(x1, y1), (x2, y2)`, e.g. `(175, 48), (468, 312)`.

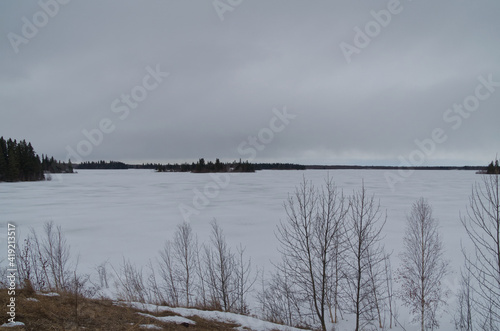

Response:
(76, 160), (129, 170)
(155, 158), (307, 173)
(156, 158), (255, 173)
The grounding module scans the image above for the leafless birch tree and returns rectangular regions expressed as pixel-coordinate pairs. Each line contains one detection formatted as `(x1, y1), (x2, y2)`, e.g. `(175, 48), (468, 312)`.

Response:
(234, 244), (255, 314)
(158, 240), (180, 306)
(156, 221), (199, 307)
(384, 254), (395, 329)
(461, 172), (500, 329)
(397, 198), (449, 331)
(204, 220), (235, 311)
(276, 176), (347, 331)
(173, 221), (198, 307)
(345, 183), (386, 331)
(455, 267), (474, 331)
(201, 220), (253, 314)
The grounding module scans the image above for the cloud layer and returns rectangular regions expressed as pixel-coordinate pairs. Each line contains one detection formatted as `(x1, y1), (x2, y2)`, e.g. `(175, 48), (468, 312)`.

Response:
(1, 0), (499, 165)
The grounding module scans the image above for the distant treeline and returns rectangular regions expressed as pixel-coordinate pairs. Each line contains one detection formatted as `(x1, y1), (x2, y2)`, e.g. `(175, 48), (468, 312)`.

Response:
(72, 159), (305, 172)
(75, 160), (128, 169)
(254, 163), (306, 170)
(72, 159), (497, 173)
(0, 137), (73, 182)
(305, 165), (487, 171)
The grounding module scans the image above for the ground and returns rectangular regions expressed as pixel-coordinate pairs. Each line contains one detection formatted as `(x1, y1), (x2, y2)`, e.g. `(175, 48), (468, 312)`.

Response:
(0, 290), (244, 331)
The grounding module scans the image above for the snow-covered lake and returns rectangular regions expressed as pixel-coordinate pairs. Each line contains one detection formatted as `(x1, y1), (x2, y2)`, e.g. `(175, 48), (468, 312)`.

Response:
(0, 169), (482, 328)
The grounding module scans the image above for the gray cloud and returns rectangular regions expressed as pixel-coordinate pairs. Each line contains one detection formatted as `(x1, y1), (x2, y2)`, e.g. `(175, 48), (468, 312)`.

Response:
(1, 0), (499, 166)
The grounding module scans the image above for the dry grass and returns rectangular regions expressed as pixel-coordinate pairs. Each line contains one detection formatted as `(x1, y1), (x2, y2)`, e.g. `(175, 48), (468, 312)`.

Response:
(0, 290), (242, 331)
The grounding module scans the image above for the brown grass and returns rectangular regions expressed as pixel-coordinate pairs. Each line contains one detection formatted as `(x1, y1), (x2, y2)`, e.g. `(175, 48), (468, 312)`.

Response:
(0, 290), (242, 331)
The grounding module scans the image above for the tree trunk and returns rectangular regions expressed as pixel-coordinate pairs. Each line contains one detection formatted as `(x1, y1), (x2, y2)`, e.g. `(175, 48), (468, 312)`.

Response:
(355, 253), (362, 331)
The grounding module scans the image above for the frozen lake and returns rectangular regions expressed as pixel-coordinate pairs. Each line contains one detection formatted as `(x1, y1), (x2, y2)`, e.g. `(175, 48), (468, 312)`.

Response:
(0, 168), (482, 327)
(1, 169), (477, 267)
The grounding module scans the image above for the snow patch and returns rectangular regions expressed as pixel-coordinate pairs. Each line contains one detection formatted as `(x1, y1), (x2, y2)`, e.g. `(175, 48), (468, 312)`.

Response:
(138, 312), (196, 325)
(36, 292), (60, 297)
(1, 322), (26, 327)
(129, 302), (308, 331)
(138, 324), (162, 330)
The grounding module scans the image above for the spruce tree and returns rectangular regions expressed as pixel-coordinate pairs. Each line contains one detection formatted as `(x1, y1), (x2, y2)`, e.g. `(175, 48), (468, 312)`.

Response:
(6, 139), (20, 181)
(0, 137), (7, 181)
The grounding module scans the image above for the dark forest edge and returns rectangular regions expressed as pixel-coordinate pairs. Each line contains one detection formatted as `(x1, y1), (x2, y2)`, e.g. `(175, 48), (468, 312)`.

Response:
(0, 137), (73, 182)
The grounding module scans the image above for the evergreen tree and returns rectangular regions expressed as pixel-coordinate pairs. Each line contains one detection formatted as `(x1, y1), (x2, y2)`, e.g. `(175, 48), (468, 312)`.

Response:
(6, 139), (20, 181)
(215, 158), (222, 172)
(0, 137), (7, 181)
(486, 159), (500, 174)
(487, 162), (495, 174)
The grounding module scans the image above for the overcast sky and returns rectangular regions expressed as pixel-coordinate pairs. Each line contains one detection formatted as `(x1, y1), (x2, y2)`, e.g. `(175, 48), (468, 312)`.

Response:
(1, 0), (499, 165)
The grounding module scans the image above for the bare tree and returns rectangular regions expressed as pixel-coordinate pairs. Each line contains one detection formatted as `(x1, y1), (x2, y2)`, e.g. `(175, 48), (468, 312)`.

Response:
(209, 219), (235, 311)
(258, 264), (304, 327)
(96, 261), (109, 289)
(17, 231), (46, 291)
(202, 243), (220, 309)
(42, 222), (71, 291)
(145, 259), (164, 305)
(158, 240), (180, 306)
(397, 198), (449, 331)
(276, 176), (347, 331)
(203, 219), (253, 313)
(327, 217), (348, 325)
(345, 182), (386, 331)
(16, 222), (73, 292)
(234, 244), (255, 314)
(366, 245), (387, 329)
(455, 267), (474, 331)
(112, 258), (147, 303)
(461, 172), (500, 329)
(384, 254), (395, 329)
(195, 244), (209, 308)
(155, 222), (199, 307)
(172, 221), (198, 307)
